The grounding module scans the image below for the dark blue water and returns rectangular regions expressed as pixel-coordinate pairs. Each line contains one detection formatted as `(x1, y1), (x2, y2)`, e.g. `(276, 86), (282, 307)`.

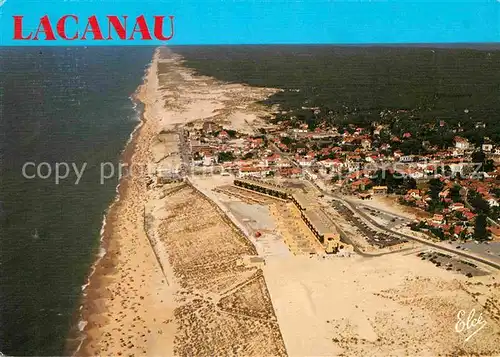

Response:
(0, 47), (154, 355)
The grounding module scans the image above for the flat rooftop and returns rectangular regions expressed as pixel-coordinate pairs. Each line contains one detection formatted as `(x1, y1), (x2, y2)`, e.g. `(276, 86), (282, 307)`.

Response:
(304, 209), (336, 237)
(236, 178), (290, 194)
(292, 192), (313, 210)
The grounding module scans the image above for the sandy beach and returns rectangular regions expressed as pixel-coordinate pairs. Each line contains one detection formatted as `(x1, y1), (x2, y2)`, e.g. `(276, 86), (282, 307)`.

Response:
(75, 49), (177, 356)
(74, 48), (286, 356)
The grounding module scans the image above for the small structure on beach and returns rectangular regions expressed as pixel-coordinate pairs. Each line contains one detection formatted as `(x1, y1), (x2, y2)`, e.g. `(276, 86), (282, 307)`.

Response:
(238, 255), (266, 268)
(372, 186), (388, 195)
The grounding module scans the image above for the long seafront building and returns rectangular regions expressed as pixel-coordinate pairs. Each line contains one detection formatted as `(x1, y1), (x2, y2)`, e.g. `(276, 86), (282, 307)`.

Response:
(234, 178), (349, 254)
(234, 178), (289, 199)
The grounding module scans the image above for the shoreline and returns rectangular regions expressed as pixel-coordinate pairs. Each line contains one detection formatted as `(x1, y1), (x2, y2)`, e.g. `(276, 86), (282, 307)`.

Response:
(65, 48), (164, 356)
(66, 46), (290, 356)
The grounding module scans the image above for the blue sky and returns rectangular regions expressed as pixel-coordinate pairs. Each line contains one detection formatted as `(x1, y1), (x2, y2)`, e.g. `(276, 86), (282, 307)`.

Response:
(0, 0), (499, 45)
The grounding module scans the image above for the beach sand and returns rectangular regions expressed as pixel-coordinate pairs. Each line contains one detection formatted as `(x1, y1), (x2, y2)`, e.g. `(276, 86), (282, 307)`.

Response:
(75, 48), (285, 356)
(263, 254), (500, 356)
(192, 179), (500, 356)
(76, 49), (177, 356)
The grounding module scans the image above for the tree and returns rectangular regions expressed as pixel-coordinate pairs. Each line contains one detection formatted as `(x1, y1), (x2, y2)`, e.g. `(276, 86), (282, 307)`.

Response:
(444, 165), (452, 177)
(243, 152), (254, 160)
(430, 227), (446, 240)
(490, 206), (500, 220)
(468, 190), (490, 214)
(474, 214), (490, 241)
(484, 159), (495, 173)
(472, 150), (486, 166)
(403, 176), (417, 191)
(371, 169), (387, 187)
(226, 129), (237, 138)
(428, 178), (444, 201)
(218, 151), (235, 162)
(450, 184), (462, 203)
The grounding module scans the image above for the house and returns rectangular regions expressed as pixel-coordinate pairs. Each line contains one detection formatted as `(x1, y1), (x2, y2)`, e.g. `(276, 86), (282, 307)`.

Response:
(399, 155), (414, 163)
(351, 178), (371, 192)
(248, 138), (264, 149)
(202, 121), (220, 133)
(318, 158), (342, 169)
(297, 157), (314, 167)
(454, 136), (470, 151)
(463, 211), (476, 221)
(265, 153), (281, 166)
(278, 143), (289, 151)
(279, 167), (302, 178)
(416, 200), (429, 209)
(361, 139), (372, 150)
(450, 202), (465, 211)
(482, 143), (493, 152)
(439, 189), (450, 199)
(431, 214), (444, 224)
(372, 186), (388, 195)
(407, 189), (422, 199)
(487, 197), (499, 207)
(217, 130), (230, 140)
(453, 225), (464, 237)
(489, 226), (500, 241)
(203, 155), (217, 166)
(238, 166), (263, 178)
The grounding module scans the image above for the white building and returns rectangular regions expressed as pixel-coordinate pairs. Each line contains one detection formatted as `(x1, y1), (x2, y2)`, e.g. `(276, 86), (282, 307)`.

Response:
(454, 136), (470, 151)
(482, 143), (493, 152)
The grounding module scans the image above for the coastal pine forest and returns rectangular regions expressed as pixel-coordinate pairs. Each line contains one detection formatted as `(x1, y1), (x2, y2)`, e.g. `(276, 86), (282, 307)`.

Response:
(176, 45), (500, 151)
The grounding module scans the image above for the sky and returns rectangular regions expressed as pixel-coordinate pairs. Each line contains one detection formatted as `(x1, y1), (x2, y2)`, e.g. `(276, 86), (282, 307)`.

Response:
(0, 0), (499, 45)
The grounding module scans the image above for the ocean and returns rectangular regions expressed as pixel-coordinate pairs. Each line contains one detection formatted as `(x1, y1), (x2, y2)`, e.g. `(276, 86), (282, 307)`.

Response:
(0, 47), (154, 355)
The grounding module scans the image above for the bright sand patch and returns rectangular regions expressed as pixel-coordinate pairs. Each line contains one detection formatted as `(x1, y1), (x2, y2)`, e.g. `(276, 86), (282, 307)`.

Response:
(263, 253), (500, 356)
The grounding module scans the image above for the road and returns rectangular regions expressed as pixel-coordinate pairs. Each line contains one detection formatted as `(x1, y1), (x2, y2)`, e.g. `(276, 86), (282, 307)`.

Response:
(261, 132), (500, 270)
(177, 127), (192, 177)
(333, 193), (500, 270)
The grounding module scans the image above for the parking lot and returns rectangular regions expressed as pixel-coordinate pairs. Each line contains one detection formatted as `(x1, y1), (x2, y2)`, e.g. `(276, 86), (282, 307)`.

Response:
(332, 201), (407, 248)
(417, 250), (489, 277)
(360, 206), (409, 230)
